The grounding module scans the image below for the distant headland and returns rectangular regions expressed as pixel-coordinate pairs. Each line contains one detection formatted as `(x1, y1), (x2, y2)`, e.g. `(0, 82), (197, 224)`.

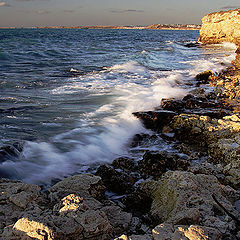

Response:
(0, 24), (201, 30)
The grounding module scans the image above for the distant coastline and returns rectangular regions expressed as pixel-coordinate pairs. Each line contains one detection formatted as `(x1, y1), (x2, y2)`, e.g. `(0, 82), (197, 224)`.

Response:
(0, 24), (201, 30)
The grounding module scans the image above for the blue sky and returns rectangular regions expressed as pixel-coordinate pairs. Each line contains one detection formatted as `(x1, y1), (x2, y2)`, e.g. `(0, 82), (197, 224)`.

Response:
(0, 0), (240, 27)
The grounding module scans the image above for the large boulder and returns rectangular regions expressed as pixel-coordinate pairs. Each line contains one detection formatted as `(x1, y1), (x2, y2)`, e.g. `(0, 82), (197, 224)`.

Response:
(48, 174), (106, 202)
(198, 9), (240, 45)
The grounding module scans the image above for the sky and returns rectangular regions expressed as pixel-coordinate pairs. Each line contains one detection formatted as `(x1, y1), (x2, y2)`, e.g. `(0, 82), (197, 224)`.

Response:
(0, 0), (240, 27)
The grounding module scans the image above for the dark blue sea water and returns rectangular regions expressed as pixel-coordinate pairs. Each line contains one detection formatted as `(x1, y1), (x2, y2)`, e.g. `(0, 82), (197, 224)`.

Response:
(0, 29), (237, 185)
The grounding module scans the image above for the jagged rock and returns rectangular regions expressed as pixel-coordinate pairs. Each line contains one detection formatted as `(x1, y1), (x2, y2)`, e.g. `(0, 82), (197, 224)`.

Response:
(101, 205), (132, 235)
(160, 94), (227, 119)
(171, 113), (240, 165)
(0, 145), (21, 163)
(133, 110), (177, 132)
(0, 178), (45, 229)
(130, 133), (158, 148)
(112, 157), (136, 172)
(152, 223), (222, 240)
(95, 164), (136, 194)
(0, 174), (136, 240)
(161, 98), (184, 111)
(198, 9), (240, 45)
(3, 208), (112, 240)
(145, 171), (238, 237)
(137, 151), (189, 178)
(195, 70), (215, 84)
(48, 174), (106, 202)
(188, 161), (226, 184)
(223, 160), (240, 188)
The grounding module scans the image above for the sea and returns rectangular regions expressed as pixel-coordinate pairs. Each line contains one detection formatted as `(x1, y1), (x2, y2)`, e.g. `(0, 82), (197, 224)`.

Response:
(0, 28), (237, 186)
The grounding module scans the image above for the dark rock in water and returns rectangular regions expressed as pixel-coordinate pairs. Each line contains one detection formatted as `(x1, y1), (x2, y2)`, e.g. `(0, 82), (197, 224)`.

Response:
(138, 151), (190, 178)
(95, 164), (136, 194)
(133, 110), (177, 132)
(130, 133), (158, 148)
(0, 145), (21, 163)
(161, 98), (184, 111)
(122, 190), (152, 216)
(160, 95), (227, 119)
(195, 70), (214, 84)
(184, 42), (200, 48)
(112, 157), (136, 172)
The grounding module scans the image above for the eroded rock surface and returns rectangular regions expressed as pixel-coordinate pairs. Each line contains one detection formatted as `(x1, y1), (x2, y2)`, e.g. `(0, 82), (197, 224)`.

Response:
(198, 8), (240, 45)
(143, 171), (239, 238)
(1, 175), (132, 240)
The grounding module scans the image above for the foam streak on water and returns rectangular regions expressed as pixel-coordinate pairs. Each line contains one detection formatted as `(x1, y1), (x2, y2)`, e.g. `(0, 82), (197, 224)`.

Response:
(0, 29), (237, 185)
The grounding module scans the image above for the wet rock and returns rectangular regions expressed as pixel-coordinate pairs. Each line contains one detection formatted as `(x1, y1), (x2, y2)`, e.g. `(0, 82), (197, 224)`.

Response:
(130, 133), (158, 148)
(138, 151), (190, 178)
(48, 174), (106, 202)
(160, 94), (226, 119)
(152, 223), (222, 240)
(96, 164), (136, 194)
(112, 157), (136, 172)
(122, 190), (152, 216)
(0, 145), (21, 163)
(161, 98), (184, 111)
(148, 171), (238, 237)
(133, 110), (177, 132)
(196, 70), (214, 84)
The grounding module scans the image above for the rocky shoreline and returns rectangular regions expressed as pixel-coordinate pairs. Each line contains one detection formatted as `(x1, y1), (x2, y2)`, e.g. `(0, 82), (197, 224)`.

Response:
(1, 9), (240, 240)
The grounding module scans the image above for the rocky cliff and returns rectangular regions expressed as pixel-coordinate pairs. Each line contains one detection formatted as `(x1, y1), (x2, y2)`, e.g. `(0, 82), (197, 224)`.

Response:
(198, 8), (240, 45)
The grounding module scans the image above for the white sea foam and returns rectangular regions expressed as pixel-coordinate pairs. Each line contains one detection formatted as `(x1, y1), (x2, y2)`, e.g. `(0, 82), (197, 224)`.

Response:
(220, 42), (238, 50)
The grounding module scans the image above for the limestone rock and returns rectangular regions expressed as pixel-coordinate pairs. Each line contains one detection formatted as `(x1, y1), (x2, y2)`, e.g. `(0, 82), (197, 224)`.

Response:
(223, 160), (240, 188)
(152, 223), (222, 240)
(101, 205), (132, 235)
(148, 171), (238, 235)
(48, 174), (106, 202)
(171, 113), (240, 165)
(198, 9), (240, 45)
(0, 178), (45, 229)
(1, 174), (134, 240)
